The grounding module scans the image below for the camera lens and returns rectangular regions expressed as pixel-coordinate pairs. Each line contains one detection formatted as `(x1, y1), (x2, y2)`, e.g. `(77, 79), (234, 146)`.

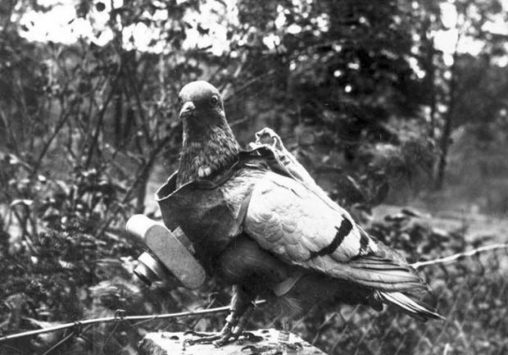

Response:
(134, 251), (167, 286)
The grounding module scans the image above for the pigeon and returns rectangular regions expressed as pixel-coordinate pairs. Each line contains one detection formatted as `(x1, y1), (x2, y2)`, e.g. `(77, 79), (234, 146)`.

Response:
(169, 81), (443, 346)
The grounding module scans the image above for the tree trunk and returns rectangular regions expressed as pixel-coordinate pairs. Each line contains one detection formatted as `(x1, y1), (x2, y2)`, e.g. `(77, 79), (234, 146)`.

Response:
(428, 50), (437, 140)
(135, 162), (151, 214)
(435, 51), (459, 190)
(435, 106), (453, 190)
(420, 18), (437, 140)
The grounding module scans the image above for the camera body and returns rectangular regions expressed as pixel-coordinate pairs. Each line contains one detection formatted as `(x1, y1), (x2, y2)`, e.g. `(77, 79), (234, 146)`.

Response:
(126, 214), (206, 289)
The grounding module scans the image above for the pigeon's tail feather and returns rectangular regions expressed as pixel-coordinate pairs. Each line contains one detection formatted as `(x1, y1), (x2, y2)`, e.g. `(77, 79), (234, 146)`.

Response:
(378, 291), (444, 321)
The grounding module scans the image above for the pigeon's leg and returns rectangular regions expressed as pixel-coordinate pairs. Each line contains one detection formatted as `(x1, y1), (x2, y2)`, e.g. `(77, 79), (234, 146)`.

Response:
(186, 285), (258, 347)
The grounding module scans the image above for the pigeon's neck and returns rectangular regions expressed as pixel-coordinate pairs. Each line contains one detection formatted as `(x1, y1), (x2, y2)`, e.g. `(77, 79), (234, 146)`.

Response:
(177, 124), (240, 187)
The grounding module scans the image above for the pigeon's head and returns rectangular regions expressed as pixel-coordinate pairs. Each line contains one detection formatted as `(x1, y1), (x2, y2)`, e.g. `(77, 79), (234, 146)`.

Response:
(176, 81), (240, 186)
(178, 81), (227, 130)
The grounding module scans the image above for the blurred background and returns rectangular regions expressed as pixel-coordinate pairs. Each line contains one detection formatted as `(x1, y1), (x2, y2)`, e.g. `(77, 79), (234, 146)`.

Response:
(0, 0), (507, 354)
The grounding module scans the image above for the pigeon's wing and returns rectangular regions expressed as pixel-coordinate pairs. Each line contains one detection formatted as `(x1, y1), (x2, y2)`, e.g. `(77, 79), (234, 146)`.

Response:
(243, 171), (426, 292)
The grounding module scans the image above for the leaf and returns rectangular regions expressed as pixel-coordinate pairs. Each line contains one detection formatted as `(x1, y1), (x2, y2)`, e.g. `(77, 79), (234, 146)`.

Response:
(343, 175), (366, 203)
(384, 213), (408, 223)
(54, 179), (71, 195)
(9, 199), (33, 208)
(401, 208), (420, 218)
(23, 317), (64, 349)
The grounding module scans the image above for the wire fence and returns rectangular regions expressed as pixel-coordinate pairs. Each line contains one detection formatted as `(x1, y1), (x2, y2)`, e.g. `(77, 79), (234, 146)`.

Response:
(308, 244), (508, 355)
(1, 245), (507, 355)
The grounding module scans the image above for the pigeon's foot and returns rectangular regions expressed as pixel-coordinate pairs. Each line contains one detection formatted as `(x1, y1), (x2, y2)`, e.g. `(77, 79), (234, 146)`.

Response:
(184, 330), (224, 346)
(184, 328), (262, 347)
(185, 290), (260, 347)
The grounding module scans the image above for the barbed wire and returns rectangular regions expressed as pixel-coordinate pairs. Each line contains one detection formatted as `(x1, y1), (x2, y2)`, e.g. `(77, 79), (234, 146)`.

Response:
(411, 243), (508, 269)
(0, 301), (266, 343)
(1, 243), (507, 348)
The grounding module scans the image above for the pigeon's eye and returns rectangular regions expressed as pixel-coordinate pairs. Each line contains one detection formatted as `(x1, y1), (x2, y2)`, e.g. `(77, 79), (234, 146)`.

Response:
(210, 96), (219, 106)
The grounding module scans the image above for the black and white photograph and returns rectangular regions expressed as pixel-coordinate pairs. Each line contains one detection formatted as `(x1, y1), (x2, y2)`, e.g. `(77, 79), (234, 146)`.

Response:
(1, 0), (507, 354)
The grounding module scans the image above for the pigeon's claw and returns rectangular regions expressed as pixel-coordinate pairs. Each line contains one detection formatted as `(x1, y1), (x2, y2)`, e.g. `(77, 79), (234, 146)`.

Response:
(184, 331), (226, 346)
(185, 313), (262, 347)
(184, 315), (237, 347)
(213, 321), (237, 346)
(186, 287), (258, 347)
(214, 330), (263, 347)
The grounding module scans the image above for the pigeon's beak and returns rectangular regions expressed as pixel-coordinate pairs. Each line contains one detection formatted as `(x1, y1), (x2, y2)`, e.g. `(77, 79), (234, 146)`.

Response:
(179, 101), (195, 119)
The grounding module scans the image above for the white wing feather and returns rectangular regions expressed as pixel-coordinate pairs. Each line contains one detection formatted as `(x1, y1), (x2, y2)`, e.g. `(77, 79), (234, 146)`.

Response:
(243, 171), (425, 291)
(245, 171), (365, 261)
